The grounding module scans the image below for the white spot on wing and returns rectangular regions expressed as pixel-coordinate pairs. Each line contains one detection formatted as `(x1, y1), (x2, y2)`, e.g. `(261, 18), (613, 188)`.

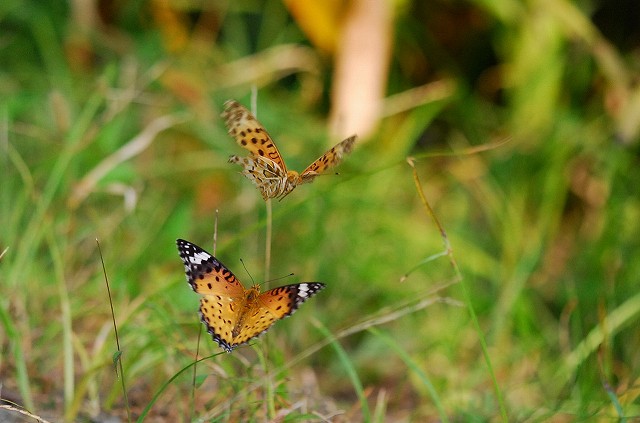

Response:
(298, 284), (310, 297)
(190, 251), (211, 265)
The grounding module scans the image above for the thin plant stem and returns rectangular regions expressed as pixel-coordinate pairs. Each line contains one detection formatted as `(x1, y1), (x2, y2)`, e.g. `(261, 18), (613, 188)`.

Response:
(212, 208), (219, 256)
(403, 157), (455, 278)
(0, 403), (53, 423)
(46, 231), (74, 416)
(264, 199), (272, 285)
(263, 198), (276, 419)
(190, 209), (220, 416)
(96, 239), (131, 423)
(405, 157), (507, 422)
(251, 87), (276, 419)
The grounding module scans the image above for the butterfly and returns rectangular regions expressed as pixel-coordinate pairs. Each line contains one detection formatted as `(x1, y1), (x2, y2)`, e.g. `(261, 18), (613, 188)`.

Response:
(176, 239), (325, 353)
(222, 99), (356, 200)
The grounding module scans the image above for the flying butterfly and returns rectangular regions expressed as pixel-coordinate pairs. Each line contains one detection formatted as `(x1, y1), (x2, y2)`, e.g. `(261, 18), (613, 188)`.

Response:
(222, 100), (356, 200)
(176, 239), (325, 352)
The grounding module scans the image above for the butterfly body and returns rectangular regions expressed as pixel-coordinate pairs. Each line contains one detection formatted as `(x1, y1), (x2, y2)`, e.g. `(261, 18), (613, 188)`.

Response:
(223, 100), (356, 200)
(227, 154), (296, 199)
(177, 239), (325, 352)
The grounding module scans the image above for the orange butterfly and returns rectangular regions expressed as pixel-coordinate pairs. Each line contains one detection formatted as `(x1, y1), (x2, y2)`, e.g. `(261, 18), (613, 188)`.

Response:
(222, 100), (356, 200)
(176, 239), (325, 352)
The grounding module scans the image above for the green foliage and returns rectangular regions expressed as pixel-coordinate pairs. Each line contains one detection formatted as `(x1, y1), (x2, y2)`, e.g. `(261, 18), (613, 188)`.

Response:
(1, 0), (640, 421)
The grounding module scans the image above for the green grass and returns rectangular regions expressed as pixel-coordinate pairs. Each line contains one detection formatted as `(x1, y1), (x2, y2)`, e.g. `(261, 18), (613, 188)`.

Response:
(2, 1), (640, 421)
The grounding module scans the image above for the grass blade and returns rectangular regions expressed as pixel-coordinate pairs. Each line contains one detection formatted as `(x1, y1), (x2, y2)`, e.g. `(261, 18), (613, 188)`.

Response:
(368, 327), (449, 423)
(314, 320), (371, 422)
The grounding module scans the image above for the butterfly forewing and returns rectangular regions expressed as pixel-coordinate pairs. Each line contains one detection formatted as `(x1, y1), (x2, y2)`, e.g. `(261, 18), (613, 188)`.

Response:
(222, 100), (287, 172)
(176, 239), (246, 352)
(176, 239), (326, 352)
(299, 135), (357, 184)
(259, 283), (326, 318)
(176, 238), (244, 297)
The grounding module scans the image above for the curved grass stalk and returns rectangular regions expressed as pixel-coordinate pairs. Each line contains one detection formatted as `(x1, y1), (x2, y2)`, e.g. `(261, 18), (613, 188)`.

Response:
(405, 157), (508, 422)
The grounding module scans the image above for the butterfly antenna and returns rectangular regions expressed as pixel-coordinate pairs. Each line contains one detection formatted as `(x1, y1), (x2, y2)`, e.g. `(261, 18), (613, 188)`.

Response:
(314, 172), (339, 178)
(261, 272), (295, 288)
(239, 258), (257, 287)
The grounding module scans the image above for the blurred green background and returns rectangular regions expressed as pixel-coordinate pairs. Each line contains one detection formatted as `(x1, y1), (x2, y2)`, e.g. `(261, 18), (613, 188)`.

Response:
(2, 0), (640, 421)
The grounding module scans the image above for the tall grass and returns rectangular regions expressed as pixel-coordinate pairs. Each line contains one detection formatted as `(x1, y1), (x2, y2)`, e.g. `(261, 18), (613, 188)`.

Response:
(1, 0), (639, 421)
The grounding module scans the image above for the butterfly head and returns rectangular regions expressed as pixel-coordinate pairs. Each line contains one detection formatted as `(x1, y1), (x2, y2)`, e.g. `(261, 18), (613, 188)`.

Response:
(245, 285), (260, 302)
(286, 170), (300, 184)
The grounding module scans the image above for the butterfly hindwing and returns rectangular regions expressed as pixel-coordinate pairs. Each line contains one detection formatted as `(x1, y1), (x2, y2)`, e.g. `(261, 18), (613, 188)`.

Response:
(198, 296), (238, 353)
(228, 154), (288, 200)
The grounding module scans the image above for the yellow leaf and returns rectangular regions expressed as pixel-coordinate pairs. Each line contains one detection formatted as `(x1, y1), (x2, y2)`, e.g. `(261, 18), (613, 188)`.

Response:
(284, 0), (346, 54)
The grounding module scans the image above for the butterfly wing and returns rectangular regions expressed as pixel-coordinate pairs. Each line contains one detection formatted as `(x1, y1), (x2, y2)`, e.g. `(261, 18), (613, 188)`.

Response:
(299, 135), (357, 184)
(222, 100), (288, 172)
(176, 239), (246, 353)
(228, 154), (288, 200)
(230, 283), (326, 347)
(259, 282), (326, 318)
